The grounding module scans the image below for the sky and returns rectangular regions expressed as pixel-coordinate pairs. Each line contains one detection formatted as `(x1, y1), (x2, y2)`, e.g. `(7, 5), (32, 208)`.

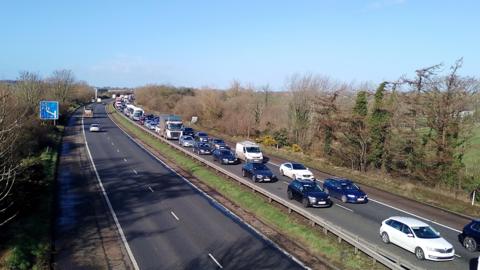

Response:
(0, 0), (478, 89)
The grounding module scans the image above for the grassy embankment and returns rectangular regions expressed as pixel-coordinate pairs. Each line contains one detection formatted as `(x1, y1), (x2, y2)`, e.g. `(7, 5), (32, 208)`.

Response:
(108, 105), (386, 270)
(0, 126), (63, 270)
(198, 126), (480, 218)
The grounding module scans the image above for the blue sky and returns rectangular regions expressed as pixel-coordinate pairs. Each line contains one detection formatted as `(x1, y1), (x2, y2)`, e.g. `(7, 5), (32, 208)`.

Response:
(0, 0), (478, 89)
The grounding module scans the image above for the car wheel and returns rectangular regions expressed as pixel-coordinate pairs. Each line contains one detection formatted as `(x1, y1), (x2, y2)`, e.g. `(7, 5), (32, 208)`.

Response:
(341, 195), (347, 203)
(302, 198), (309, 208)
(242, 170), (246, 177)
(464, 236), (478, 252)
(381, 232), (390, 244)
(287, 190), (293, 200)
(252, 175), (258, 182)
(415, 247), (425, 260)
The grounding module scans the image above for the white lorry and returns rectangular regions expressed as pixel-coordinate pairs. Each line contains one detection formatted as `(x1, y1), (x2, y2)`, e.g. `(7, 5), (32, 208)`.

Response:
(156, 114), (183, 139)
(235, 141), (263, 163)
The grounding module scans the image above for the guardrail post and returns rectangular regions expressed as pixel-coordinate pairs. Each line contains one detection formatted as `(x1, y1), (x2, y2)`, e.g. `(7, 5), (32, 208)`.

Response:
(309, 220), (315, 227)
(337, 236), (342, 243)
(287, 208), (292, 214)
(268, 197), (272, 203)
(323, 227), (327, 235)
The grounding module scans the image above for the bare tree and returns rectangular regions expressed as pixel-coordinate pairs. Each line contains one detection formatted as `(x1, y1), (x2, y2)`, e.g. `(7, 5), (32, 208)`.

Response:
(48, 69), (75, 103)
(16, 71), (44, 114)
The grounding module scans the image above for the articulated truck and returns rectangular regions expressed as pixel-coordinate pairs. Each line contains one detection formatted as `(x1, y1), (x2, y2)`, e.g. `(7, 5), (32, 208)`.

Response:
(155, 114), (183, 139)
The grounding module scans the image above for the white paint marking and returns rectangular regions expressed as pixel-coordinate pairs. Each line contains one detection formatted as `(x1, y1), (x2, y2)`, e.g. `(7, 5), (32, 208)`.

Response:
(283, 181), (289, 185)
(454, 254), (461, 258)
(370, 198), (462, 233)
(133, 169), (138, 175)
(268, 161), (280, 167)
(148, 186), (154, 193)
(117, 149), (120, 153)
(81, 117), (139, 270)
(170, 211), (179, 221)
(111, 142), (114, 146)
(208, 253), (223, 269)
(123, 158), (127, 162)
(335, 204), (354, 212)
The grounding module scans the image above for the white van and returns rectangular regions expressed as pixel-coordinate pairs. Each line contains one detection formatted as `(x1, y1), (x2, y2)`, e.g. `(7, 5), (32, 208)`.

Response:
(235, 141), (263, 163)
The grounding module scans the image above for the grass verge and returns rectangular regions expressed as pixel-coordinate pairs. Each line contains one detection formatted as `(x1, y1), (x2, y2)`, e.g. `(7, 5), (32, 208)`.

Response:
(195, 126), (480, 218)
(108, 105), (386, 270)
(0, 126), (63, 270)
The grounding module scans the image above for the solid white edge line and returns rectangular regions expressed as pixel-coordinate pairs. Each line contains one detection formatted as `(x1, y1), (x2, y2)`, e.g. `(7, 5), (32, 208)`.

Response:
(123, 158), (127, 162)
(454, 254), (461, 258)
(170, 211), (180, 221)
(133, 169), (138, 175)
(208, 253), (223, 269)
(370, 198), (462, 233)
(107, 105), (310, 270)
(335, 204), (354, 212)
(148, 186), (154, 193)
(81, 117), (140, 270)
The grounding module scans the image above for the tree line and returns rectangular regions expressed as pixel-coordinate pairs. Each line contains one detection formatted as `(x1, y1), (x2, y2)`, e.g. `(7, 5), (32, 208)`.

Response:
(136, 60), (479, 192)
(0, 70), (93, 226)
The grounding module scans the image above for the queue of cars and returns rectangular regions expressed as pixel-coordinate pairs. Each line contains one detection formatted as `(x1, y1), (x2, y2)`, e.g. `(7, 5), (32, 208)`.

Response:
(114, 101), (480, 261)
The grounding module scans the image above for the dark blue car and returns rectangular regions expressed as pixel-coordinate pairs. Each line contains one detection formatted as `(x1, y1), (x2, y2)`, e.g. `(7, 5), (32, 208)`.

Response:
(193, 142), (212, 155)
(212, 149), (238, 164)
(460, 220), (480, 252)
(287, 179), (332, 208)
(241, 162), (276, 182)
(322, 178), (368, 203)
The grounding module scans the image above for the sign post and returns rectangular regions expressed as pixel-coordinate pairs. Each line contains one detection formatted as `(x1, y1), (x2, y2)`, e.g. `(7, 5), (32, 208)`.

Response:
(39, 101), (59, 125)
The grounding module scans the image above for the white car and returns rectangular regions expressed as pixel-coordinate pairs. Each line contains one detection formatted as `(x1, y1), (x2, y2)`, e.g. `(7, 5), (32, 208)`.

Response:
(279, 162), (314, 180)
(379, 216), (454, 261)
(89, 124), (100, 132)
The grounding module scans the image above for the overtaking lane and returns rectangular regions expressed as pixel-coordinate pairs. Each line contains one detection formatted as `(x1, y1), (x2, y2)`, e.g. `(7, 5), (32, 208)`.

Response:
(84, 104), (305, 270)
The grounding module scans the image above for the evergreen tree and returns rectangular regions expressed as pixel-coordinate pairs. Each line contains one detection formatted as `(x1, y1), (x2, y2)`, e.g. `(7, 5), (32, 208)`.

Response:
(368, 82), (391, 169)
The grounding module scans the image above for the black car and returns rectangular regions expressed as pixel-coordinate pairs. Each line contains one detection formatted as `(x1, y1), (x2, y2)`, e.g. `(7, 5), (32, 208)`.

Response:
(212, 149), (238, 164)
(181, 127), (195, 137)
(193, 141), (212, 155)
(287, 179), (332, 208)
(209, 138), (227, 149)
(460, 220), (480, 252)
(241, 162), (276, 182)
(195, 132), (209, 142)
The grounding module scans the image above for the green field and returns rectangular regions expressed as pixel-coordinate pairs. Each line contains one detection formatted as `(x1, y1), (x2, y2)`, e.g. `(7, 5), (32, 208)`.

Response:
(464, 125), (480, 178)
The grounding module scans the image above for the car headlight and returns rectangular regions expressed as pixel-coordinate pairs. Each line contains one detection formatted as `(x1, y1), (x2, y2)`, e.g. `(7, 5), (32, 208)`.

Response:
(308, 196), (317, 202)
(327, 195), (330, 199)
(223, 158), (229, 162)
(347, 194), (356, 198)
(256, 175), (263, 178)
(426, 247), (436, 252)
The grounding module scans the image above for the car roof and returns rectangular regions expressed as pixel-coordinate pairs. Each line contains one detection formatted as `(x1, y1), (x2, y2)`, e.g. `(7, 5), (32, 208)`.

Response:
(388, 216), (429, 227)
(293, 179), (316, 185)
(325, 178), (352, 183)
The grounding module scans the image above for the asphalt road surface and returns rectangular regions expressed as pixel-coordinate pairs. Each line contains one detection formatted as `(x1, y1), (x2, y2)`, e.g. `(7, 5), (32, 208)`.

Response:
(120, 104), (480, 270)
(83, 104), (306, 270)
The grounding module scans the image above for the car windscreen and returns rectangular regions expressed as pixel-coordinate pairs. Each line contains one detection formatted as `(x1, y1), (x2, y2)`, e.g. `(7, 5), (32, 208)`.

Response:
(303, 183), (323, 192)
(213, 139), (224, 144)
(252, 163), (268, 170)
(245, 147), (260, 153)
(183, 136), (193, 140)
(90, 124), (99, 127)
(341, 183), (359, 190)
(183, 128), (193, 132)
(220, 150), (232, 155)
(198, 132), (207, 137)
(411, 226), (440, 239)
(198, 143), (209, 147)
(292, 163), (306, 170)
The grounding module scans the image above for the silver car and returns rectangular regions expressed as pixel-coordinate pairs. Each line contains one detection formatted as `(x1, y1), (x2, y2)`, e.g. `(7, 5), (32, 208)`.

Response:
(179, 135), (195, 147)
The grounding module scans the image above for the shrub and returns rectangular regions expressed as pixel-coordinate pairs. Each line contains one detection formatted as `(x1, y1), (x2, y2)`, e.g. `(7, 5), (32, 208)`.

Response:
(291, 144), (303, 153)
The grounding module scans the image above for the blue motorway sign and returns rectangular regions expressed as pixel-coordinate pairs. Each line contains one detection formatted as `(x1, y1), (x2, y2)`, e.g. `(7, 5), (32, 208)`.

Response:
(39, 101), (59, 120)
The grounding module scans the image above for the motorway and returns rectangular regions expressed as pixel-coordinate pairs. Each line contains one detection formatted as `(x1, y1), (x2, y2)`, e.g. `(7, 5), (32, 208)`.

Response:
(118, 105), (480, 270)
(83, 103), (306, 270)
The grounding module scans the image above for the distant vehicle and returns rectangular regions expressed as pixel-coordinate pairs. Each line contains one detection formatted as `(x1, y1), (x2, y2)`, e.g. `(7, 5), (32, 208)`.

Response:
(89, 123), (100, 132)
(287, 179), (331, 208)
(212, 149), (238, 164)
(84, 106), (93, 118)
(181, 127), (195, 137)
(460, 220), (480, 252)
(194, 132), (209, 142)
(235, 141), (263, 163)
(322, 179), (368, 203)
(279, 162), (314, 180)
(112, 94), (116, 98)
(241, 162), (276, 182)
(158, 114), (183, 139)
(193, 142), (212, 155)
(179, 135), (195, 147)
(379, 216), (454, 261)
(97, 98), (102, 103)
(209, 138), (226, 149)
(131, 107), (144, 121)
